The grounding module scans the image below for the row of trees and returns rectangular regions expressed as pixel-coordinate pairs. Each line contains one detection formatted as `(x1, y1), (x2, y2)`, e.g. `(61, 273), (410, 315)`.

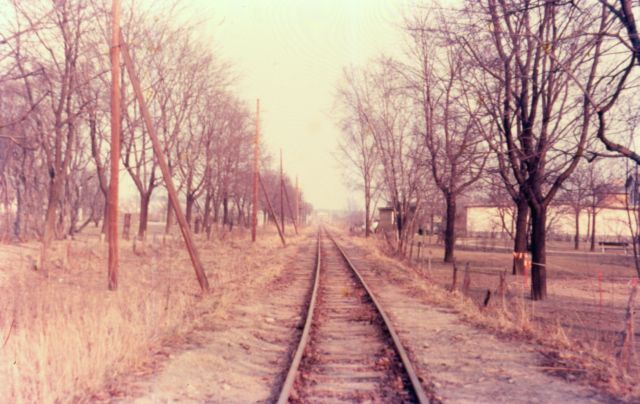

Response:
(0, 0), (309, 246)
(337, 0), (640, 299)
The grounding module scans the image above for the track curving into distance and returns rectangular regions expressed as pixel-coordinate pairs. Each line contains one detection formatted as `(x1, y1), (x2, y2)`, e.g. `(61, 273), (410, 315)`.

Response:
(277, 228), (429, 403)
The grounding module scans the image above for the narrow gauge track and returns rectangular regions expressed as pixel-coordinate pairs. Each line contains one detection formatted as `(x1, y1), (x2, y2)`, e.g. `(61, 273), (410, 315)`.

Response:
(277, 229), (429, 403)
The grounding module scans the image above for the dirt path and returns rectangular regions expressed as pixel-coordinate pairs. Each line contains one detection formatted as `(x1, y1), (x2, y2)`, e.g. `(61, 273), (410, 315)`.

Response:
(338, 237), (618, 404)
(100, 237), (316, 403)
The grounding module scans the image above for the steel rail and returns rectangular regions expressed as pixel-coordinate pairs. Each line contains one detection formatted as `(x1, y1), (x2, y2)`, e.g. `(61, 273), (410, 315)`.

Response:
(325, 229), (430, 404)
(276, 231), (322, 404)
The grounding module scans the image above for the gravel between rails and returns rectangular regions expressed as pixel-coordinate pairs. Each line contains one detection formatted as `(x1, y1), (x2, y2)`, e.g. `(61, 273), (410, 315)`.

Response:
(288, 235), (418, 403)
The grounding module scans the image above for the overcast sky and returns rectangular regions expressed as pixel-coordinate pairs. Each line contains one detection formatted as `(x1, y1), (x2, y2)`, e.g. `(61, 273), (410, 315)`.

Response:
(186, 0), (413, 211)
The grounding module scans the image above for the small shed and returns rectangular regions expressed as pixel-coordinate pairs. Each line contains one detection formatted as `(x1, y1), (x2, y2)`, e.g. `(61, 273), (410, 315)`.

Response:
(378, 207), (396, 233)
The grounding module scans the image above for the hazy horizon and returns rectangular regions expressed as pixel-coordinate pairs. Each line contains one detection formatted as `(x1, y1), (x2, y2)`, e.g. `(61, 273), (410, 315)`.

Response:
(184, 0), (412, 211)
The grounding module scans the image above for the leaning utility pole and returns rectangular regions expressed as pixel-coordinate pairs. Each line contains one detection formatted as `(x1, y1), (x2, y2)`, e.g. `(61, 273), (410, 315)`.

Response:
(107, 0), (121, 291)
(283, 184), (298, 235)
(252, 99), (260, 242)
(280, 149), (285, 235)
(120, 35), (210, 292)
(259, 173), (286, 247)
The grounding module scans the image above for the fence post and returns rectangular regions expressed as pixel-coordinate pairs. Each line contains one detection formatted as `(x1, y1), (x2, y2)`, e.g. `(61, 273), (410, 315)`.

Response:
(462, 262), (471, 296)
(498, 269), (507, 311)
(450, 262), (458, 292)
(617, 279), (638, 373)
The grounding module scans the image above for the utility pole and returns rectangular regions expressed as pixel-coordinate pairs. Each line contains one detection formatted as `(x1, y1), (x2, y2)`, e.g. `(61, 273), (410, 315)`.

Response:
(108, 0), (121, 291)
(295, 175), (299, 228)
(252, 99), (260, 242)
(280, 149), (285, 235)
(120, 36), (210, 292)
(283, 183), (298, 235)
(259, 173), (286, 247)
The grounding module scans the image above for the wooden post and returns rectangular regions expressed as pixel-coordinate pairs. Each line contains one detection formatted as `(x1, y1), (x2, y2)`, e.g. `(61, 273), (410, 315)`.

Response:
(617, 279), (638, 372)
(483, 290), (492, 307)
(498, 270), (507, 311)
(258, 173), (286, 247)
(280, 149), (285, 235)
(107, 0), (121, 291)
(462, 262), (471, 296)
(120, 35), (209, 292)
(450, 263), (458, 292)
(251, 99), (260, 242)
(282, 183), (298, 235)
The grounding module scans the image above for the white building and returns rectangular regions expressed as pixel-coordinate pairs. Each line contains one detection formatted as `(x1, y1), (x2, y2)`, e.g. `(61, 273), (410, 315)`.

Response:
(466, 195), (636, 242)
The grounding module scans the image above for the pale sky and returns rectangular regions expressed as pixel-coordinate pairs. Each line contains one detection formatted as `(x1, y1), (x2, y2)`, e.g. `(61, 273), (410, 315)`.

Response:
(188, 0), (413, 211)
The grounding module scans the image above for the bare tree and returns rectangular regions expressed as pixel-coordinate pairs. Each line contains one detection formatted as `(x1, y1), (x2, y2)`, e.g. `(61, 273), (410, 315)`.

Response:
(349, 59), (423, 253)
(7, 1), (99, 268)
(336, 67), (381, 237)
(403, 18), (488, 262)
(559, 161), (591, 250)
(119, 13), (203, 239)
(590, 1), (640, 162)
(462, 0), (608, 299)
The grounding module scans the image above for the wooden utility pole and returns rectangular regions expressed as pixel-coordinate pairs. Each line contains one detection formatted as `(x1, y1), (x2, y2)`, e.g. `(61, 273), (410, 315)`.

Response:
(259, 173), (286, 247)
(280, 149), (285, 235)
(107, 0), (121, 291)
(295, 176), (299, 227)
(251, 99), (260, 242)
(120, 36), (210, 292)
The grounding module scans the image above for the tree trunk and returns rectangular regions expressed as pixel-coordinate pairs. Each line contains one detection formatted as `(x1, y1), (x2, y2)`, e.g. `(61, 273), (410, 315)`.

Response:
(590, 209), (597, 252)
(186, 193), (194, 227)
(586, 209), (591, 244)
(203, 192), (212, 235)
(236, 200), (244, 226)
(444, 192), (456, 263)
(213, 196), (220, 225)
(42, 175), (63, 247)
(101, 202), (109, 235)
(574, 208), (580, 250)
(530, 206), (547, 300)
(512, 197), (529, 275)
(13, 179), (24, 240)
(430, 212), (435, 236)
(364, 183), (371, 237)
(138, 192), (151, 239)
(223, 195), (229, 225)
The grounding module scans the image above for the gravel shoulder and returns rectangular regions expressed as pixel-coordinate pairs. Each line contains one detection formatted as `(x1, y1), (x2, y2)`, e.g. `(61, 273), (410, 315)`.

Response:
(95, 233), (316, 403)
(338, 235), (620, 404)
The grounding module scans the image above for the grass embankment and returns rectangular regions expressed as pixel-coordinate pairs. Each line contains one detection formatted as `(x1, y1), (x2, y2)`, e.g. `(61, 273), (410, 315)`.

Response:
(0, 226), (307, 402)
(347, 234), (640, 401)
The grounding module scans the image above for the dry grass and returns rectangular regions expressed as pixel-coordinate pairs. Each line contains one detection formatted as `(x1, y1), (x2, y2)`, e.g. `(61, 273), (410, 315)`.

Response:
(346, 234), (640, 401)
(0, 225), (308, 402)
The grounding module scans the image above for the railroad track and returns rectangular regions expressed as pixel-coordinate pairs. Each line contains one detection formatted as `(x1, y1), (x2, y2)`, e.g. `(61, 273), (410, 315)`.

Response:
(277, 228), (429, 403)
